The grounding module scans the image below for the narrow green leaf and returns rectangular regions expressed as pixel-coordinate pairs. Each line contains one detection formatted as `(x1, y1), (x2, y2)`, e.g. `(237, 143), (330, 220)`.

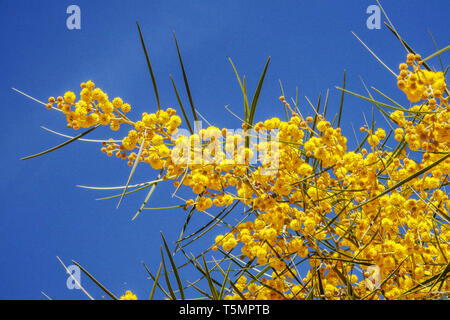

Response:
(149, 263), (163, 300)
(178, 247), (224, 290)
(370, 86), (406, 110)
(307, 94), (321, 140)
(422, 45), (450, 62)
(279, 80), (289, 120)
(170, 75), (193, 134)
(132, 169), (163, 221)
(12, 87), (51, 107)
(243, 76), (249, 122)
(322, 89), (330, 120)
(176, 201), (238, 249)
(56, 256), (94, 300)
(202, 254), (219, 300)
(352, 31), (396, 77)
(337, 70), (346, 128)
(227, 279), (246, 300)
(352, 153), (450, 221)
(427, 29), (445, 72)
(187, 281), (213, 299)
(21, 125), (99, 160)
(77, 180), (157, 191)
(95, 183), (153, 201)
(173, 32), (198, 122)
(175, 205), (196, 252)
(41, 126), (120, 143)
(136, 21), (160, 110)
(384, 21), (450, 97)
(217, 248), (285, 299)
(316, 267), (325, 299)
(41, 291), (52, 300)
(228, 57), (250, 122)
(117, 130), (147, 209)
(160, 246), (177, 300)
(142, 262), (171, 300)
(397, 263), (449, 298)
(336, 87), (432, 114)
(71, 260), (118, 300)
(248, 56), (271, 127)
(161, 232), (185, 299)
(219, 262), (233, 299)
(247, 265), (272, 285)
(144, 205), (184, 210)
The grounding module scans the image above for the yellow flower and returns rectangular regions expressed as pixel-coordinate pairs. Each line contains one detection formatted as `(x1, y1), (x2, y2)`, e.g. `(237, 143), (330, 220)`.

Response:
(120, 290), (137, 300)
(121, 103), (131, 113)
(64, 91), (76, 104)
(112, 97), (123, 108)
(368, 135), (380, 147)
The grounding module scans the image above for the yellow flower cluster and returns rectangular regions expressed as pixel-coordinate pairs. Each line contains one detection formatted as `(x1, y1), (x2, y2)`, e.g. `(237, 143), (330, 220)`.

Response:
(100, 108), (181, 167)
(47, 53), (449, 300)
(47, 81), (132, 130)
(216, 56), (449, 300)
(119, 290), (138, 300)
(397, 53), (447, 103)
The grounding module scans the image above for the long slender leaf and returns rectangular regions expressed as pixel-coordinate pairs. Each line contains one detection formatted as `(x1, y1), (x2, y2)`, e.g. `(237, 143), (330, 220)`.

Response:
(248, 56), (271, 127)
(132, 169), (163, 221)
(228, 58), (250, 122)
(56, 256), (94, 300)
(41, 126), (120, 143)
(142, 262), (171, 300)
(170, 75), (193, 134)
(77, 180), (158, 191)
(427, 29), (445, 71)
(173, 32), (198, 122)
(422, 45), (450, 63)
(352, 31), (396, 77)
(337, 70), (346, 128)
(352, 153), (450, 221)
(218, 262), (233, 299)
(12, 87), (60, 111)
(161, 232), (185, 299)
(148, 263), (163, 300)
(21, 125), (99, 160)
(202, 254), (219, 300)
(71, 260), (118, 300)
(117, 130), (147, 209)
(160, 246), (177, 300)
(136, 22), (160, 110)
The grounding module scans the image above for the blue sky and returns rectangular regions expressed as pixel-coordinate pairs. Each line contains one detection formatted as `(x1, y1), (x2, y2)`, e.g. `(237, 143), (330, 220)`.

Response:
(0, 0), (448, 299)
